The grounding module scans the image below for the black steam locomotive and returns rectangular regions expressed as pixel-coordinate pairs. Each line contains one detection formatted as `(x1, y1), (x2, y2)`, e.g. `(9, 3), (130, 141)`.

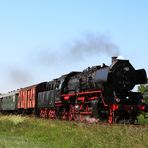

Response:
(0, 57), (147, 124)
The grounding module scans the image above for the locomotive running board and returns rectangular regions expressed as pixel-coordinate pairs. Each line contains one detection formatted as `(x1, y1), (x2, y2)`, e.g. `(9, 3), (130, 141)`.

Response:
(61, 90), (108, 107)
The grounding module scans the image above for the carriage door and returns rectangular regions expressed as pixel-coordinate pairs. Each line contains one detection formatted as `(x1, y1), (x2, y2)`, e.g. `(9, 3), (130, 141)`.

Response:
(27, 89), (32, 108)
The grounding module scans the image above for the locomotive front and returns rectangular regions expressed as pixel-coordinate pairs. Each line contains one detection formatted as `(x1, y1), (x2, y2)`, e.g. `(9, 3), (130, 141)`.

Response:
(107, 57), (147, 123)
(94, 57), (147, 92)
(108, 57), (147, 92)
(92, 57), (147, 123)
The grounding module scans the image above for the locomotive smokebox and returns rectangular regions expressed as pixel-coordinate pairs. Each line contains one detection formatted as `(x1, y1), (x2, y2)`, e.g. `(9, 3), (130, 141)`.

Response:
(112, 56), (118, 63)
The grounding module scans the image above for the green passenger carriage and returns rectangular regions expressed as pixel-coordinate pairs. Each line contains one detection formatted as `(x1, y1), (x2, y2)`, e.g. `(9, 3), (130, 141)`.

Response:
(0, 90), (19, 112)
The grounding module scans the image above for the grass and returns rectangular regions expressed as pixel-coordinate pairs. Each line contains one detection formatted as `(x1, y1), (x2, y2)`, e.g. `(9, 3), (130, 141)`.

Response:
(138, 113), (148, 124)
(0, 115), (148, 148)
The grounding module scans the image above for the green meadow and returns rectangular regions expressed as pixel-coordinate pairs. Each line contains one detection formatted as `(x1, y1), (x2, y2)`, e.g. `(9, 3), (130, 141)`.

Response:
(0, 115), (148, 148)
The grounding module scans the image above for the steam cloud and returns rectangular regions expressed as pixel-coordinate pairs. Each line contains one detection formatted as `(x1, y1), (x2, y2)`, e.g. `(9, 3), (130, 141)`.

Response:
(8, 67), (33, 85)
(69, 33), (119, 59)
(34, 33), (119, 66)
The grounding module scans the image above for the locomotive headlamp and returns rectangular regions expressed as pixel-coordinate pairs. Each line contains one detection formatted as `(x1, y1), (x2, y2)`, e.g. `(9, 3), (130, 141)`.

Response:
(115, 97), (120, 103)
(75, 105), (79, 109)
(123, 67), (129, 71)
(126, 96), (129, 100)
(141, 99), (145, 103)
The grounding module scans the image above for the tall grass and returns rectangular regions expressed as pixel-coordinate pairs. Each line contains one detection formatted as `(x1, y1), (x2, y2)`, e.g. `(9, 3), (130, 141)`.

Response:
(0, 115), (148, 148)
(138, 114), (148, 124)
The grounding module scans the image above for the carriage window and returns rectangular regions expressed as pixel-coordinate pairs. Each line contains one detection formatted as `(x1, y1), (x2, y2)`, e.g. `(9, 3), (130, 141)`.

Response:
(13, 96), (15, 102)
(59, 80), (64, 89)
(51, 84), (54, 90)
(55, 80), (60, 89)
(48, 84), (51, 90)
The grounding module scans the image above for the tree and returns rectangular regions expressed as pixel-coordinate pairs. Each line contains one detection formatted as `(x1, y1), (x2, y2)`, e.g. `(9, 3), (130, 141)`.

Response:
(138, 78), (148, 104)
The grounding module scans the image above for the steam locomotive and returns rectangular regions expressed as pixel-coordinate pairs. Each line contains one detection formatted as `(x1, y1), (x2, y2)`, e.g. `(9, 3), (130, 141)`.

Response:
(0, 57), (147, 124)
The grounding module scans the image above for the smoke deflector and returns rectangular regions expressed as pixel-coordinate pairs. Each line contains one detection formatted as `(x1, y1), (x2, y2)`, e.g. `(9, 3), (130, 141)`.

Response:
(135, 69), (147, 84)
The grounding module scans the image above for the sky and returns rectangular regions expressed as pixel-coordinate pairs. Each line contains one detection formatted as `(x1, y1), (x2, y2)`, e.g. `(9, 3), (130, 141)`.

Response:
(0, 0), (148, 92)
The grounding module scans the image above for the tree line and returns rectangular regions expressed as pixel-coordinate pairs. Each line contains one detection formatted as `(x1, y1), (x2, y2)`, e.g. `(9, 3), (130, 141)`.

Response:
(138, 78), (148, 104)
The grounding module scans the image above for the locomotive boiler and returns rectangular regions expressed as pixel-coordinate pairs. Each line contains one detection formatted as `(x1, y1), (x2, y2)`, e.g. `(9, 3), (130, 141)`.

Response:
(65, 57), (147, 93)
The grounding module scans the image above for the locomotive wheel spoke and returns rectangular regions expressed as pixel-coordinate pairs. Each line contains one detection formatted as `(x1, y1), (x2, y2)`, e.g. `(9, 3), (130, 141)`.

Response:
(62, 112), (67, 120)
(80, 115), (85, 122)
(108, 116), (113, 124)
(68, 112), (73, 121)
(73, 113), (80, 121)
(48, 109), (56, 119)
(48, 110), (52, 119)
(68, 105), (74, 121)
(108, 110), (114, 124)
(40, 109), (45, 118)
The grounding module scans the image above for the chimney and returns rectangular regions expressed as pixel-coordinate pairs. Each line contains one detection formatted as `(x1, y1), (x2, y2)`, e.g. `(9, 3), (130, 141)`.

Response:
(112, 56), (117, 63)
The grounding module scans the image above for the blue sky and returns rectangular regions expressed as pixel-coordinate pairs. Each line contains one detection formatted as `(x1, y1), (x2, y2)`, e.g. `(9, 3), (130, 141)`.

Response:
(0, 0), (148, 92)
